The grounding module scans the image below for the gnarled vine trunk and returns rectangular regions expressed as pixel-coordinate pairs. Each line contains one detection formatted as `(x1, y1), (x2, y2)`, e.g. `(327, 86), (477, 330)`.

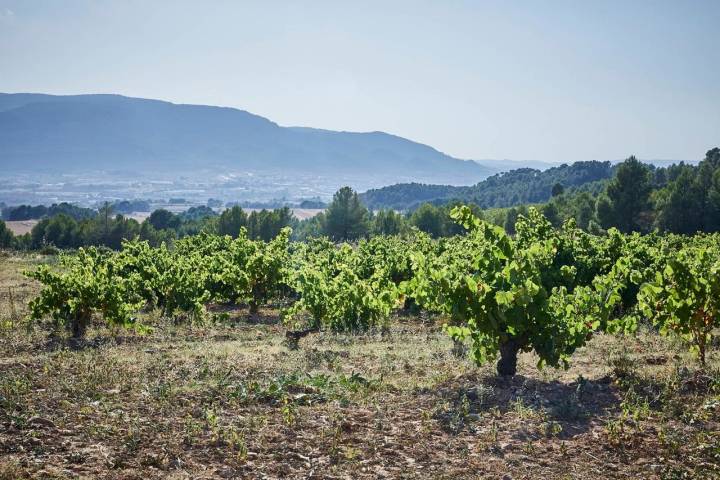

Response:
(248, 300), (259, 315)
(71, 310), (92, 339)
(497, 337), (522, 376)
(285, 325), (320, 350)
(249, 284), (264, 315)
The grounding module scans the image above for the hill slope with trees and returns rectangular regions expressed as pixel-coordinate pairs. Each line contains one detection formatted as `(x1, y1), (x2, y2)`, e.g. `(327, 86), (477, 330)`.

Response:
(360, 161), (614, 211)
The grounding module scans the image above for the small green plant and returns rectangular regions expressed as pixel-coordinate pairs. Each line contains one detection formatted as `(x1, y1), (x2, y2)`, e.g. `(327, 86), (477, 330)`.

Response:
(281, 395), (297, 427)
(182, 415), (203, 446)
(541, 420), (563, 438)
(488, 418), (499, 444)
(512, 397), (535, 420)
(123, 422), (141, 454)
(604, 417), (625, 447)
(329, 411), (345, 460)
(608, 346), (636, 379)
(204, 408), (221, 443)
(224, 426), (248, 461)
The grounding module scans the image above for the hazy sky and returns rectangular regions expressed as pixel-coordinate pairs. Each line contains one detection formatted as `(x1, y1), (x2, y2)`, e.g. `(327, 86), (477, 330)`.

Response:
(1, 0), (718, 162)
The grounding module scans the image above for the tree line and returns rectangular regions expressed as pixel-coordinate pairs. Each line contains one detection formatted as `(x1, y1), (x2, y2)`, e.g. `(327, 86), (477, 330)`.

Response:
(541, 148), (720, 234)
(0, 205), (295, 250)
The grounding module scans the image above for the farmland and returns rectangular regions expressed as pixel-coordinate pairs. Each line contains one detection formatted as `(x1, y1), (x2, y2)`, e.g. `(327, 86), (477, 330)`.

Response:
(1, 206), (719, 479)
(0, 273), (717, 478)
(4, 221), (38, 237)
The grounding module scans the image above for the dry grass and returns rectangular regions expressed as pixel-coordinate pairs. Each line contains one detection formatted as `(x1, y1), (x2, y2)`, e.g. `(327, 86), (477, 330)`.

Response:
(0, 253), (718, 479)
(3, 221), (38, 237)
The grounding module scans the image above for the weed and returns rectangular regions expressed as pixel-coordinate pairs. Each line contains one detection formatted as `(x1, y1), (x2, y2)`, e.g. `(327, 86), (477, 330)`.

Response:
(608, 345), (636, 379)
(541, 420), (563, 438)
(225, 426), (248, 461)
(183, 415), (203, 446)
(511, 397), (536, 420)
(282, 394), (297, 427)
(124, 422), (142, 454)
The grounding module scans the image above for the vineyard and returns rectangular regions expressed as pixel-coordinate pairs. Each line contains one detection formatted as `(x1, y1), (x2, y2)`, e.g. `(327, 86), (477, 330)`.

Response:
(1, 207), (719, 479)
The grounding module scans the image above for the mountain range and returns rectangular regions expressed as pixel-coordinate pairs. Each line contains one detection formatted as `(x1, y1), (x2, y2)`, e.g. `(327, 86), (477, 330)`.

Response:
(0, 93), (492, 185)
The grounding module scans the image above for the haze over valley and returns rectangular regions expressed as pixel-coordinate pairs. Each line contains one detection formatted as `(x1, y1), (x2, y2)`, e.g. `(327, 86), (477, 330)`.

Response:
(0, 92), (699, 209)
(0, 92), (494, 206)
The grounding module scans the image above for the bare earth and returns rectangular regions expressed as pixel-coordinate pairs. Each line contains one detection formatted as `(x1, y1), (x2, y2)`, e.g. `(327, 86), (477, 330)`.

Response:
(244, 208), (323, 220)
(104, 208), (323, 224)
(0, 253), (718, 479)
(4, 220), (38, 236)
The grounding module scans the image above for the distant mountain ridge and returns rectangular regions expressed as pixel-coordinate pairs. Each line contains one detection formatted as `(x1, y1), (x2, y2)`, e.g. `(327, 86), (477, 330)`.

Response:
(0, 93), (492, 185)
(359, 161), (615, 211)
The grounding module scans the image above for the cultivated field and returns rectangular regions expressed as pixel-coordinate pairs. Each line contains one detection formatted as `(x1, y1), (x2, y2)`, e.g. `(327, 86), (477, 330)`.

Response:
(91, 208), (323, 225)
(4, 221), (38, 236)
(0, 252), (718, 479)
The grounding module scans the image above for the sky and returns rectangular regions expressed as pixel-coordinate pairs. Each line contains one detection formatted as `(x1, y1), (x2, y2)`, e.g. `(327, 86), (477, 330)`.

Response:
(0, 0), (718, 163)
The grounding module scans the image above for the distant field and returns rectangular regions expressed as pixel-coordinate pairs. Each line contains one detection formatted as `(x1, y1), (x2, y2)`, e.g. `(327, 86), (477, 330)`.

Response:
(5, 220), (38, 235)
(282, 208), (323, 220)
(126, 208), (323, 223)
(125, 212), (152, 222)
(130, 208), (323, 222)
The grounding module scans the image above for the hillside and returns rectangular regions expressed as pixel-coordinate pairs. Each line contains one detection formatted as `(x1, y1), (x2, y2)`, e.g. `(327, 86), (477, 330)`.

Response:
(360, 160), (614, 210)
(0, 93), (491, 186)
